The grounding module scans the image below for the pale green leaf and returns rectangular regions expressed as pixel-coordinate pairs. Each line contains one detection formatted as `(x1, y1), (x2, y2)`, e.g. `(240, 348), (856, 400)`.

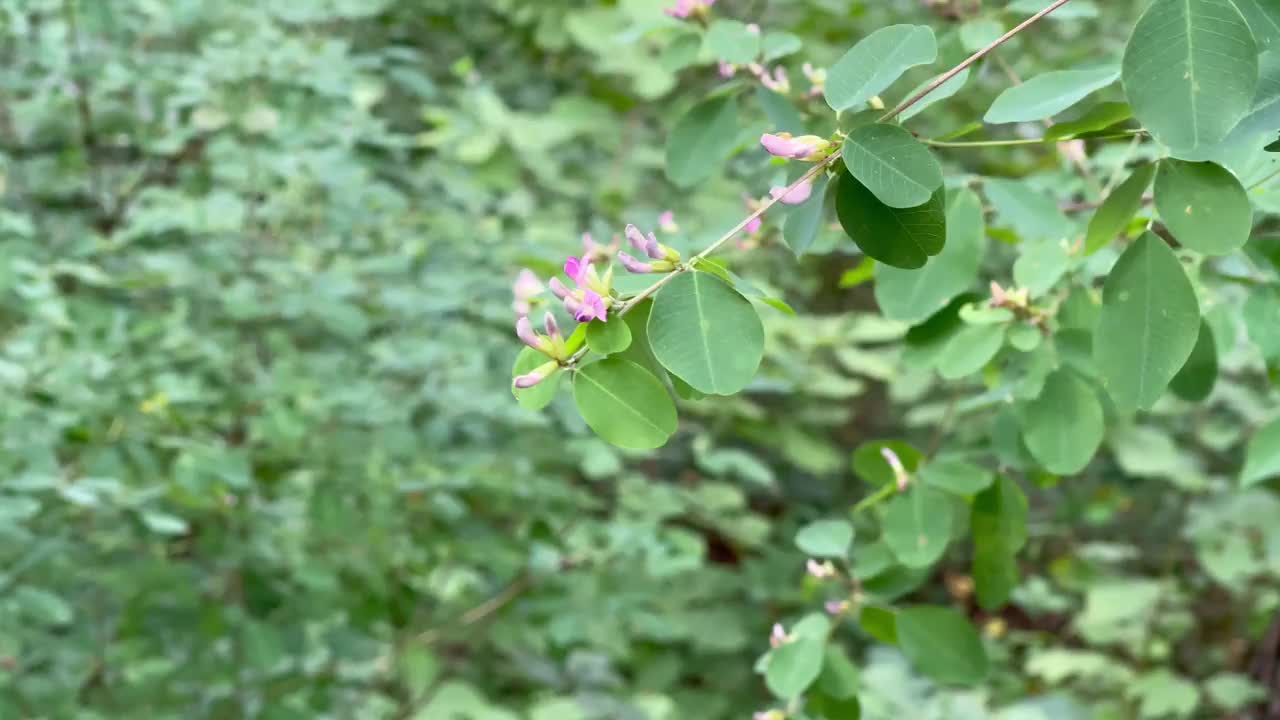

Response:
(766, 635), (826, 700)
(875, 189), (985, 323)
(573, 358), (677, 449)
(898, 68), (972, 121)
(824, 25), (937, 111)
(895, 606), (989, 686)
(1234, 0), (1280, 49)
(512, 348), (562, 411)
(983, 178), (1072, 241)
(1121, 0), (1258, 152)
(920, 458), (994, 496)
(796, 519), (855, 558)
(665, 95), (740, 187)
(1154, 159), (1252, 255)
(1094, 233), (1201, 412)
(706, 19), (760, 64)
(1244, 285), (1280, 359)
(882, 486), (953, 568)
(985, 66), (1119, 123)
(648, 271), (764, 395)
(1242, 416), (1280, 486)
(1024, 369), (1105, 475)
(938, 323), (1005, 380)
(843, 124), (943, 209)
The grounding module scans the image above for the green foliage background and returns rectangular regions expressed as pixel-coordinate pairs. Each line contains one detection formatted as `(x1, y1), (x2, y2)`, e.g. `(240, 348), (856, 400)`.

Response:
(1, 0), (1279, 718)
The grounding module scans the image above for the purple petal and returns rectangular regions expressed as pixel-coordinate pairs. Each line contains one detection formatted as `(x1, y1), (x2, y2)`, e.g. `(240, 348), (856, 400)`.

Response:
(769, 177), (814, 205)
(543, 312), (561, 339)
(577, 290), (608, 322)
(745, 216), (763, 235)
(548, 277), (571, 300)
(625, 224), (649, 253)
(516, 316), (542, 351)
(617, 251), (654, 274)
(564, 256), (586, 284)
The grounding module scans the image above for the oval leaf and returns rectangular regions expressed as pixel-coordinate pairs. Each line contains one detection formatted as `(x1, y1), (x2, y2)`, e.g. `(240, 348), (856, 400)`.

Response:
(896, 606), (990, 686)
(1243, 416), (1280, 487)
(882, 486), (953, 568)
(843, 124), (943, 208)
(665, 95), (740, 188)
(836, 172), (946, 269)
(512, 348), (561, 411)
(1244, 285), (1280, 360)
(971, 476), (1028, 611)
(706, 19), (760, 64)
(796, 519), (855, 559)
(1154, 159), (1252, 255)
(766, 635), (826, 700)
(920, 458), (995, 497)
(1121, 0), (1258, 152)
(985, 66), (1120, 123)
(824, 25), (937, 111)
(783, 173), (831, 256)
(938, 323), (1005, 380)
(876, 189), (985, 323)
(1024, 369), (1105, 475)
(573, 358), (677, 449)
(1094, 233), (1201, 412)
(585, 316), (633, 355)
(1085, 162), (1155, 255)
(648, 271), (764, 395)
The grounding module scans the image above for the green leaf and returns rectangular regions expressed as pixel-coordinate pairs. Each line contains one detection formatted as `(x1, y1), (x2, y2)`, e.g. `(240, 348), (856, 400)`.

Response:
(1008, 323), (1042, 352)
(512, 348), (562, 411)
(796, 519), (854, 558)
(1085, 162), (1155, 255)
(882, 485), (953, 568)
(836, 172), (946, 269)
(852, 440), (922, 487)
(985, 66), (1120, 123)
(1244, 285), (1280, 360)
(1045, 101), (1134, 141)
(1094, 233), (1201, 412)
(665, 95), (740, 188)
(1234, 0), (1280, 49)
(783, 173), (830, 256)
(706, 19), (760, 64)
(573, 358), (677, 449)
(1206, 673), (1267, 710)
(959, 19), (1003, 53)
(895, 606), (989, 686)
(762, 31), (803, 61)
(1121, 0), (1259, 152)
(648, 271), (764, 395)
(586, 317), (633, 355)
(15, 587), (74, 626)
(938, 323), (1005, 380)
(842, 124), (943, 209)
(1170, 319), (1218, 402)
(766, 634), (826, 700)
(1013, 239), (1072, 296)
(1242, 416), (1280, 486)
(983, 178), (1072, 242)
(858, 606), (898, 644)
(824, 25), (937, 111)
(1024, 369), (1105, 475)
(971, 476), (1028, 611)
(808, 693), (862, 720)
(898, 68), (972, 121)
(816, 645), (862, 700)
(920, 458), (994, 496)
(875, 189), (985, 323)
(1154, 159), (1252, 255)
(756, 86), (805, 134)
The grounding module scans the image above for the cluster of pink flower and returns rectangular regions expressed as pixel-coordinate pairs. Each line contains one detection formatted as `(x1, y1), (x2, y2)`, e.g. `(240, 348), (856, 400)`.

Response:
(511, 217), (682, 388)
(721, 61), (825, 100)
(663, 0), (715, 19)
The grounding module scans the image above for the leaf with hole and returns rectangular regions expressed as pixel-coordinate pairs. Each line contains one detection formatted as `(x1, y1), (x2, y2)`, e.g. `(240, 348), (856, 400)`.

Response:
(648, 271), (764, 395)
(1121, 0), (1258, 152)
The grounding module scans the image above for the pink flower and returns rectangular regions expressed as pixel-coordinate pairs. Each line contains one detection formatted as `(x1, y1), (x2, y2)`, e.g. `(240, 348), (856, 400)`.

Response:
(549, 277), (571, 300)
(806, 559), (835, 579)
(664, 0), (715, 19)
(512, 269), (544, 316)
(569, 290), (608, 323)
(581, 232), (620, 264)
(625, 223), (679, 261)
(658, 211), (678, 233)
(565, 257), (588, 284)
(745, 216), (763, 235)
(757, 66), (790, 94)
(802, 63), (826, 97)
(825, 600), (850, 616)
(746, 23), (760, 35)
(769, 623), (791, 648)
(760, 132), (830, 161)
(617, 251), (654, 274)
(881, 447), (910, 491)
(718, 61), (737, 78)
(769, 177), (814, 205)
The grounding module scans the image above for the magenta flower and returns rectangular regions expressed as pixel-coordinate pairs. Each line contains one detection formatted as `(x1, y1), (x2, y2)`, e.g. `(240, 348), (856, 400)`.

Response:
(760, 132), (830, 161)
(825, 599), (850, 616)
(566, 290), (608, 323)
(742, 195), (764, 236)
(565, 256), (588, 284)
(617, 251), (654, 274)
(770, 177), (814, 206)
(516, 312), (567, 360)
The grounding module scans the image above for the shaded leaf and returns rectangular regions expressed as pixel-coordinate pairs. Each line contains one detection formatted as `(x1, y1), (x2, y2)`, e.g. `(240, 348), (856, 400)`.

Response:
(836, 172), (946, 269)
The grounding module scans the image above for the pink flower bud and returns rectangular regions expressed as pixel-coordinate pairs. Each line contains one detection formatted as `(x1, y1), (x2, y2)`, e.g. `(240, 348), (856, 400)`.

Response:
(881, 447), (910, 491)
(746, 23), (760, 34)
(825, 600), (850, 616)
(549, 277), (571, 300)
(516, 316), (546, 353)
(543, 312), (561, 339)
(769, 177), (814, 206)
(718, 61), (737, 78)
(769, 623), (790, 648)
(617, 251), (654, 274)
(806, 559), (835, 579)
(989, 280), (1008, 308)
(625, 224), (649, 253)
(513, 269), (543, 300)
(514, 371), (545, 389)
(760, 133), (830, 161)
(658, 211), (678, 233)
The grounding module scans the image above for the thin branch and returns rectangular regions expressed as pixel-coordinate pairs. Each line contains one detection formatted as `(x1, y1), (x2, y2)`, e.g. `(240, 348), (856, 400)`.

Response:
(880, 0), (1076, 122)
(924, 129), (1144, 148)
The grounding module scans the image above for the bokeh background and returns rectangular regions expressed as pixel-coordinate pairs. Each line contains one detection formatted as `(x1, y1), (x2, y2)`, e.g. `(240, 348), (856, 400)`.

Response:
(3, 0), (1279, 718)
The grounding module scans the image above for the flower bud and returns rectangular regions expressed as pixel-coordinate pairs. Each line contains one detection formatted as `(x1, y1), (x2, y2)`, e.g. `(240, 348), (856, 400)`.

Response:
(806, 559), (836, 579)
(881, 447), (910, 491)
(513, 360), (559, 390)
(617, 251), (654, 274)
(760, 132), (831, 161)
(548, 277), (571, 300)
(543, 312), (561, 340)
(770, 177), (814, 206)
(769, 623), (791, 648)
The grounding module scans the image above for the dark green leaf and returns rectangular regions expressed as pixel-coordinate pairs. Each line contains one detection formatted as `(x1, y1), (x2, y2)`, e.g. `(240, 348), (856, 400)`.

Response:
(1085, 162), (1155, 255)
(1170, 319), (1218, 401)
(1045, 101), (1134, 141)
(875, 188), (985, 323)
(971, 476), (1028, 610)
(836, 172), (946, 269)
(783, 173), (831, 256)
(842, 124), (944, 208)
